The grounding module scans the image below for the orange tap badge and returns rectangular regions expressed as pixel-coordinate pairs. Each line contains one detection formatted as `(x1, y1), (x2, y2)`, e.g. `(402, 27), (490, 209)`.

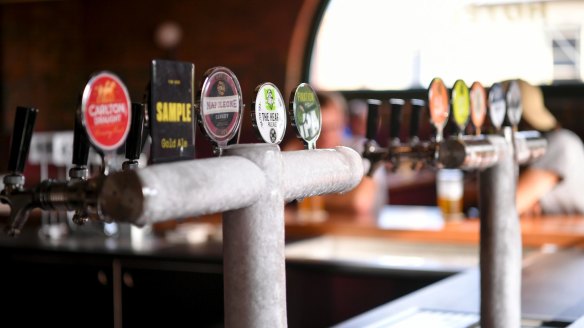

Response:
(470, 82), (486, 133)
(428, 78), (449, 130)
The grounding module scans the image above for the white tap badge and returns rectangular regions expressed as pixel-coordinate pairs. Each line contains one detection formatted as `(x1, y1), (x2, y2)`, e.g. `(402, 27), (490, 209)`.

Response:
(252, 83), (286, 144)
(506, 80), (522, 127)
(488, 83), (506, 131)
(198, 67), (243, 148)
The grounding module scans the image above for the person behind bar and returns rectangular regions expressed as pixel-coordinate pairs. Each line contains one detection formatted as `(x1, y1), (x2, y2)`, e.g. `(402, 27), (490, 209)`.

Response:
(284, 91), (387, 217)
(515, 79), (584, 215)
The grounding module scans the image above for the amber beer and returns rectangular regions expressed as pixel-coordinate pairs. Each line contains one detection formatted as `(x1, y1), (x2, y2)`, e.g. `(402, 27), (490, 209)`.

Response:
(297, 196), (327, 222)
(436, 169), (464, 221)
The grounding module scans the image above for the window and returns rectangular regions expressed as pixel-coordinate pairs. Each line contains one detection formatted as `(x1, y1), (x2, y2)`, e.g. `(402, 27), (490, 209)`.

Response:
(551, 26), (580, 82)
(308, 0), (584, 90)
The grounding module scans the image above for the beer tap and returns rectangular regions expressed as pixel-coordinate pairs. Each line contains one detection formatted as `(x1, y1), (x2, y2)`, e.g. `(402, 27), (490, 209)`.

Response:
(69, 116), (92, 225)
(408, 99), (427, 170)
(123, 103), (146, 171)
(362, 99), (387, 176)
(1, 107), (38, 236)
(387, 98), (435, 168)
(388, 98), (404, 171)
(0, 71), (133, 235)
(409, 99), (424, 145)
(363, 96), (438, 176)
(70, 115), (91, 180)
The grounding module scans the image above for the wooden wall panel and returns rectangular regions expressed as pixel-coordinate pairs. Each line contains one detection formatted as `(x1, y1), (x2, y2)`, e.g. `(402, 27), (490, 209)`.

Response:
(1, 0), (305, 163)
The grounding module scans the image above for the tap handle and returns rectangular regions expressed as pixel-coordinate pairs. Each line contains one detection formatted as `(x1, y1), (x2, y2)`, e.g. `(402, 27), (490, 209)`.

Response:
(389, 99), (404, 142)
(125, 103), (145, 161)
(366, 99), (381, 141)
(8, 107), (38, 174)
(410, 99), (424, 140)
(72, 115), (91, 167)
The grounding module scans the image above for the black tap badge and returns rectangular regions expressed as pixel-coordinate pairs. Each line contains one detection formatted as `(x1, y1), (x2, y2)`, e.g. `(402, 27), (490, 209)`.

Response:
(288, 83), (321, 150)
(252, 82), (286, 144)
(198, 67), (243, 150)
(148, 59), (196, 163)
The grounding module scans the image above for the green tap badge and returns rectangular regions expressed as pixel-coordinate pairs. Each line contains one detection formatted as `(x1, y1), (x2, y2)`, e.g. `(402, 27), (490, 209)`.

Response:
(289, 83), (321, 150)
(451, 79), (470, 134)
(252, 82), (286, 144)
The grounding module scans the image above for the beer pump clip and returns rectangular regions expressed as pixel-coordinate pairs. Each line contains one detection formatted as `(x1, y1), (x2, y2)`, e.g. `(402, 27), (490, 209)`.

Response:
(288, 83), (321, 150)
(488, 82), (507, 133)
(197, 66), (244, 156)
(506, 80), (522, 132)
(251, 82), (287, 145)
(451, 79), (471, 138)
(470, 82), (487, 136)
(428, 77), (450, 143)
(148, 60), (196, 163)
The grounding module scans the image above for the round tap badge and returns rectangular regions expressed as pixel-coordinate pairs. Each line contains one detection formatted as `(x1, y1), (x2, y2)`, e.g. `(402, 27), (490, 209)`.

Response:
(198, 67), (243, 148)
(81, 71), (132, 152)
(506, 80), (522, 127)
(451, 79), (470, 132)
(289, 83), (321, 149)
(428, 78), (450, 130)
(488, 82), (506, 131)
(252, 82), (286, 144)
(470, 82), (487, 132)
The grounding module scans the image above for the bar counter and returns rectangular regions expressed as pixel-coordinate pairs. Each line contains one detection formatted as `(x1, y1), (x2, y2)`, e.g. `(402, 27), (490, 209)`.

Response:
(285, 207), (584, 249)
(336, 249), (584, 327)
(1, 208), (584, 327)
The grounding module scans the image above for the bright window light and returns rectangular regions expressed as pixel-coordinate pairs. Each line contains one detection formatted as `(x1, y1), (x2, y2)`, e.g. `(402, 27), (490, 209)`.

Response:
(309, 0), (584, 90)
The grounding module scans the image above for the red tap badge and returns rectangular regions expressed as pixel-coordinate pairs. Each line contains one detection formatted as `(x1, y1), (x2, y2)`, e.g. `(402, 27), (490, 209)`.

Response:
(81, 72), (131, 152)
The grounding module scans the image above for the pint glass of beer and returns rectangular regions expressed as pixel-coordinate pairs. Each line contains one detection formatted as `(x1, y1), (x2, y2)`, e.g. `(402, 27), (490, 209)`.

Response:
(436, 169), (464, 221)
(297, 196), (328, 223)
